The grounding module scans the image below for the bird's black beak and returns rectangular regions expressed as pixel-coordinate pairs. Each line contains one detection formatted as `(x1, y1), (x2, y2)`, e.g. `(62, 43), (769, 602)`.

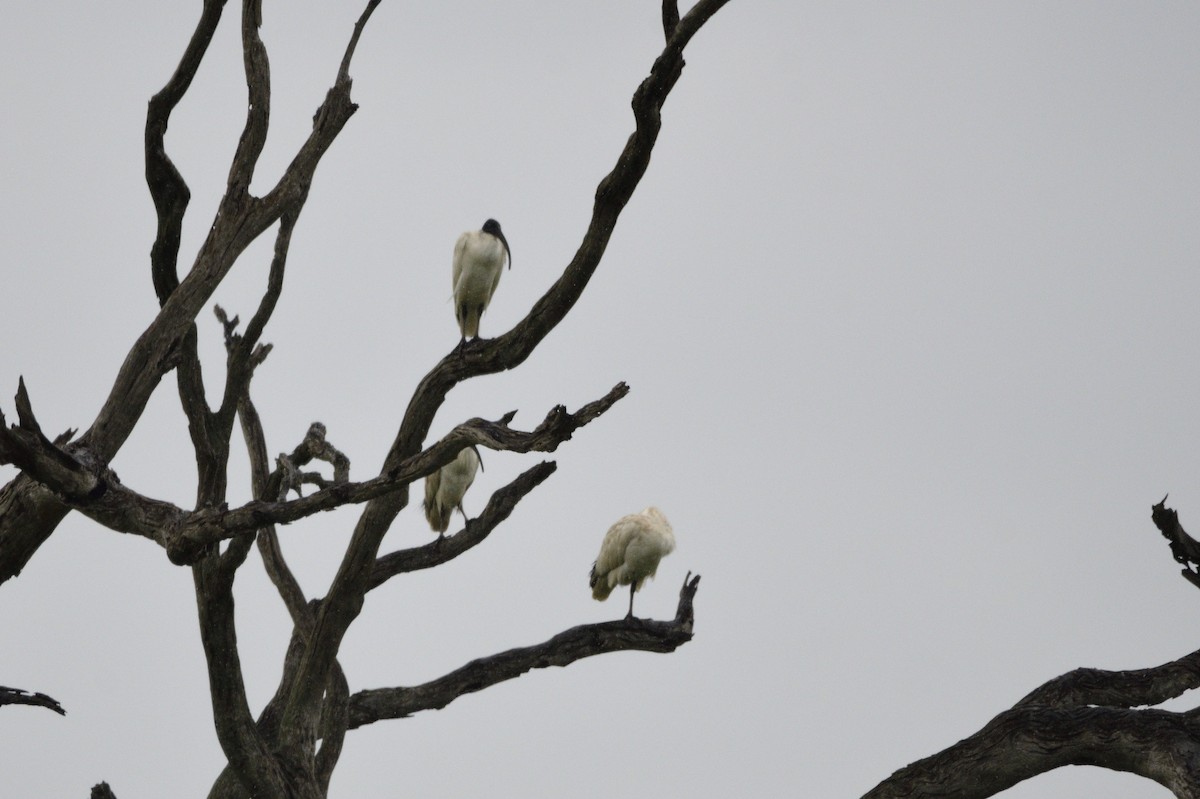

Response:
(498, 230), (512, 270)
(471, 444), (484, 472)
(482, 219), (512, 269)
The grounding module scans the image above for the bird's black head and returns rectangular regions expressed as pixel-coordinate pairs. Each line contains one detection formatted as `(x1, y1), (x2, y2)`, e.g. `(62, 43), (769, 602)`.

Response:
(482, 218), (512, 270)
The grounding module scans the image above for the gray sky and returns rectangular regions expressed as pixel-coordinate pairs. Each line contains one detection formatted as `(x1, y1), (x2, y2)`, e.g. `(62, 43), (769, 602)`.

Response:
(2, 2), (1199, 797)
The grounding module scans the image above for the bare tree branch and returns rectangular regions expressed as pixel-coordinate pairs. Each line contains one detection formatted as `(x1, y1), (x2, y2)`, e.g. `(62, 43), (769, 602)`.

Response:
(0, 685), (66, 715)
(177, 4), (382, 795)
(205, 624), (311, 799)
(147, 0), (229, 303)
(348, 574), (700, 725)
(369, 460), (557, 589)
(0, 385), (577, 569)
(226, 0), (271, 202)
(1014, 644), (1200, 710)
(662, 0), (680, 39)
(388, 0), (731, 472)
(0, 0), (378, 589)
(278, 1), (728, 753)
(170, 385), (626, 554)
(1151, 496), (1200, 591)
(866, 499), (1200, 797)
(193, 550), (287, 798)
(272, 422), (350, 495)
(863, 705), (1200, 799)
(241, 397), (319, 631)
(337, 0), (381, 85)
(0, 379), (102, 502)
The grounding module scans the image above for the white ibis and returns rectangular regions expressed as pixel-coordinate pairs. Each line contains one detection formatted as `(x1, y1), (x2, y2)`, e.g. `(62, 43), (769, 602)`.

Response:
(423, 446), (483, 537)
(452, 218), (511, 342)
(589, 507), (675, 619)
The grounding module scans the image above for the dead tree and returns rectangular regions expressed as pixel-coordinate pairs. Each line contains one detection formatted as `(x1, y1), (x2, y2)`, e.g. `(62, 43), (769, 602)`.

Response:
(0, 1), (727, 796)
(865, 498), (1200, 798)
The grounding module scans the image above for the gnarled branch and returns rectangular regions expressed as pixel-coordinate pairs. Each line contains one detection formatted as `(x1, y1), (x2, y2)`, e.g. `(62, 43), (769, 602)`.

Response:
(864, 705), (1200, 799)
(168, 385), (626, 557)
(0, 0), (378, 589)
(348, 573), (700, 725)
(1015, 644), (1200, 710)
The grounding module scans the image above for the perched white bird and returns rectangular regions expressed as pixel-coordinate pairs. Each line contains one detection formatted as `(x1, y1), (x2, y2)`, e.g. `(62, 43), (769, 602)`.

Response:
(589, 507), (676, 619)
(423, 446), (483, 536)
(452, 218), (511, 342)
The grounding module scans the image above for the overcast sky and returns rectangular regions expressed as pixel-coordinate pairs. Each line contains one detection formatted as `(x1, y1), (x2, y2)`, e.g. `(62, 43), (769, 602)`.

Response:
(2, 2), (1199, 797)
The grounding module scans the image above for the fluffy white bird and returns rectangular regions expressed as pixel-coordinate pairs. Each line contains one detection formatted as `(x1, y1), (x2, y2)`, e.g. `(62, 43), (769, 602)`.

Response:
(423, 446), (483, 536)
(452, 218), (511, 342)
(589, 507), (676, 619)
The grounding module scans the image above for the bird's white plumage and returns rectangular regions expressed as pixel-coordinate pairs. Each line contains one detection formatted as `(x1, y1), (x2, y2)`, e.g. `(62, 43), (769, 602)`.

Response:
(452, 224), (508, 340)
(590, 507), (675, 617)
(423, 446), (482, 534)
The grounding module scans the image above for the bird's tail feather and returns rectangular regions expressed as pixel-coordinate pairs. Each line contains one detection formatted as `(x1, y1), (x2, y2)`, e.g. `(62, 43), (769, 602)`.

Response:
(424, 499), (451, 534)
(457, 304), (482, 339)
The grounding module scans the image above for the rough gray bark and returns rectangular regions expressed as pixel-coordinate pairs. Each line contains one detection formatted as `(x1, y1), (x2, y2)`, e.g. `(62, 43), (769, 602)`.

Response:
(0, 1), (727, 796)
(864, 499), (1200, 798)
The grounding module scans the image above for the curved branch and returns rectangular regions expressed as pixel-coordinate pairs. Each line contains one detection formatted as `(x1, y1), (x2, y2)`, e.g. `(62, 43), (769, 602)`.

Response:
(869, 502), (1200, 797)
(240, 395), (316, 631)
(388, 0), (731, 473)
(863, 705), (1200, 798)
(337, 0), (381, 85)
(224, 0), (271, 202)
(1015, 644), (1200, 710)
(348, 574), (700, 726)
(369, 460), (557, 589)
(147, 0), (229, 303)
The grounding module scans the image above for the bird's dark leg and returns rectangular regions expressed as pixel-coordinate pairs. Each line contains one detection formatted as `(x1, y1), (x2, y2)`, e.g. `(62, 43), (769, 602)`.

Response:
(626, 580), (638, 619)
